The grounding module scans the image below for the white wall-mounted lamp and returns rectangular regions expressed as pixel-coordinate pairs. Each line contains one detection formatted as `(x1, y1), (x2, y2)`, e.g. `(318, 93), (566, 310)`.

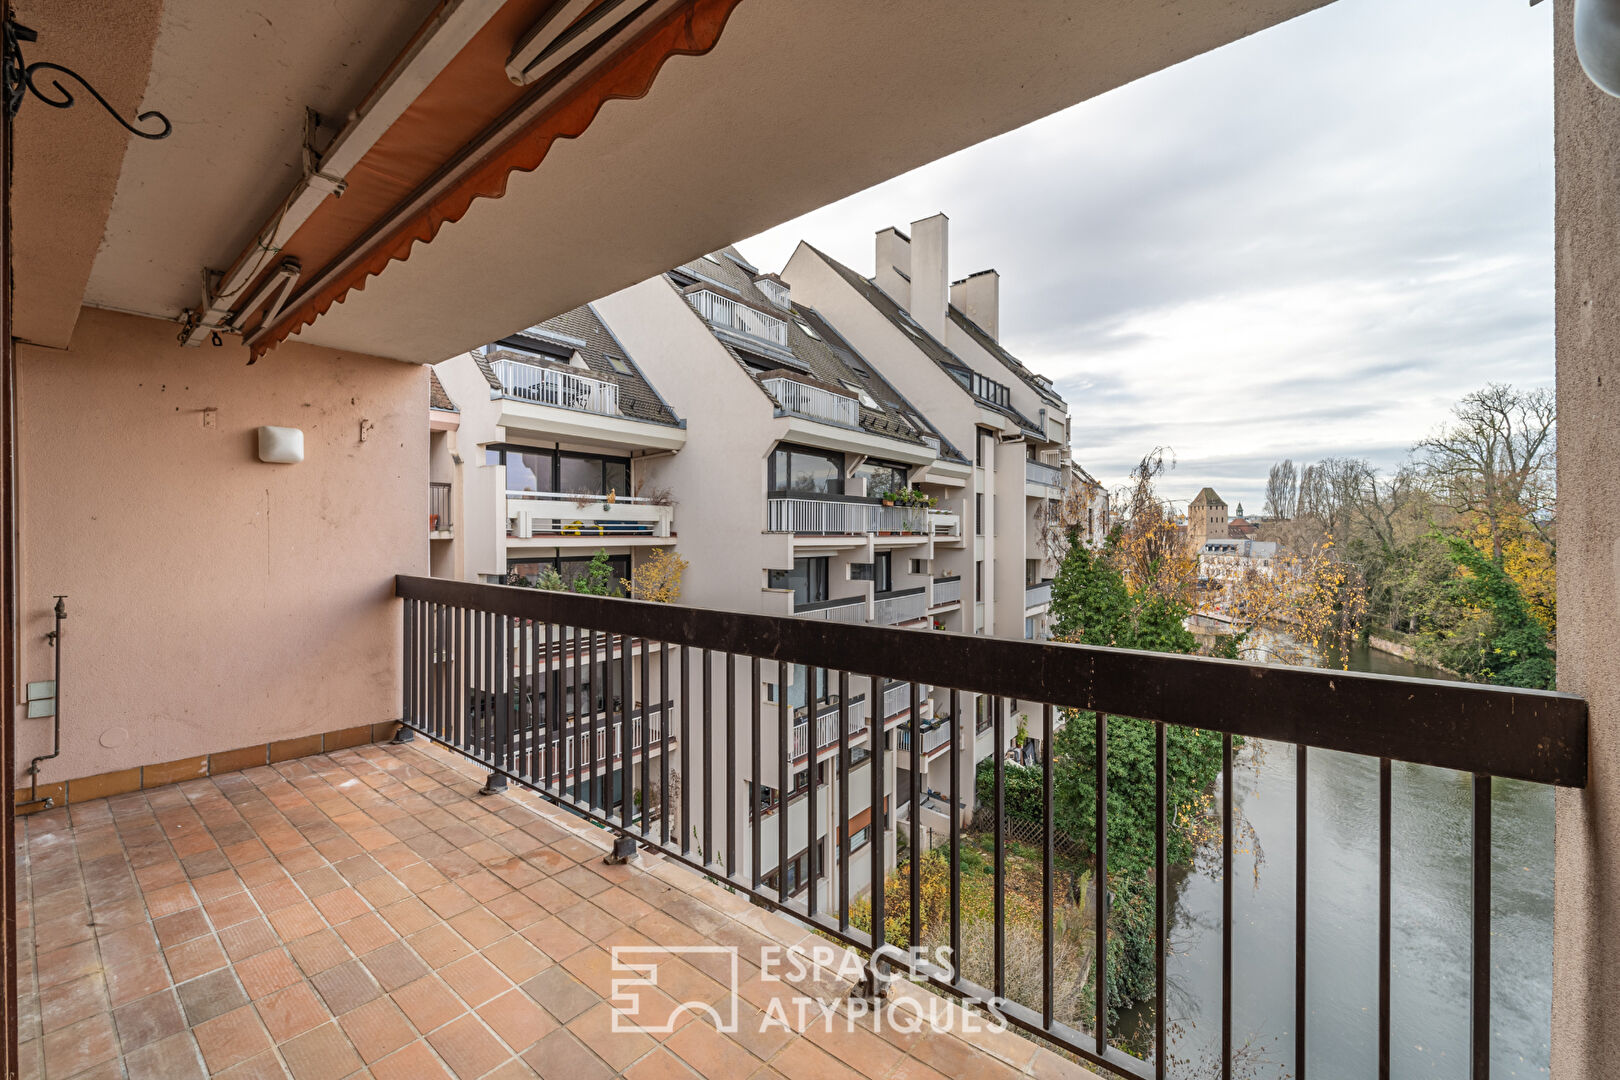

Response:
(1540, 0), (1620, 97)
(258, 426), (304, 464)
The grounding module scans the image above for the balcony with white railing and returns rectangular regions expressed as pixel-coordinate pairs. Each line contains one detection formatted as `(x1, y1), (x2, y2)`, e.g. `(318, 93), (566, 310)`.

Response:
(790, 694), (870, 760)
(687, 288), (789, 346)
(1025, 458), (1062, 489)
(795, 595), (866, 623)
(491, 357), (620, 417)
(926, 506), (961, 537)
(880, 679), (934, 720)
(1025, 578), (1053, 610)
(931, 575), (961, 606)
(507, 491), (674, 539)
(766, 497), (923, 536)
(873, 586), (928, 625)
(762, 376), (860, 428)
(897, 717), (953, 757)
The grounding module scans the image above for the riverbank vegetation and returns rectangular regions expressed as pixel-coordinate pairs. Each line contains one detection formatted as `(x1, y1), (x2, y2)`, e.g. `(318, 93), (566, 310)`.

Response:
(1259, 382), (1555, 689)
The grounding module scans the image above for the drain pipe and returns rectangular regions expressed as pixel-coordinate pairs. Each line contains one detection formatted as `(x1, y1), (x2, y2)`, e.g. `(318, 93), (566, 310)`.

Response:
(23, 596), (65, 809)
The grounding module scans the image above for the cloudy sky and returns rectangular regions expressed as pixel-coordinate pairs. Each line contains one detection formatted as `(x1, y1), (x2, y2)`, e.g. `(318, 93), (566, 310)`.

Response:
(737, 0), (1553, 515)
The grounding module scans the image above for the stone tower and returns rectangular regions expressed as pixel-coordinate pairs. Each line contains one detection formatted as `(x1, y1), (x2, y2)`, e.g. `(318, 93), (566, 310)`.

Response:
(1188, 487), (1229, 548)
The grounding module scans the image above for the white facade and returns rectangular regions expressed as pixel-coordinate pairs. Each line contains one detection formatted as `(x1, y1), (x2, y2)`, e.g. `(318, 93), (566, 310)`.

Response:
(426, 224), (1105, 912)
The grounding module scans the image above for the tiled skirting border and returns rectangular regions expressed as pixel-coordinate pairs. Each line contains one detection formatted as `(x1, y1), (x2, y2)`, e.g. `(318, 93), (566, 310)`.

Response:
(14, 721), (400, 812)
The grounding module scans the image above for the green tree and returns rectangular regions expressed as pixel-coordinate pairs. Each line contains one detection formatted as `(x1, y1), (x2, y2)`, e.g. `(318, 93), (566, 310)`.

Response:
(570, 550), (620, 597)
(1050, 533), (1131, 646)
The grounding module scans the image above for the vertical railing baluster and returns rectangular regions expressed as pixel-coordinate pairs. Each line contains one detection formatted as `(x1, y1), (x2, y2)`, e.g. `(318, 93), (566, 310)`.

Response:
(1096, 710), (1109, 1054)
(752, 657), (763, 890)
(993, 695), (1005, 1000)
(660, 642), (670, 845)
(641, 637), (651, 839)
(949, 688), (961, 986)
(680, 644), (690, 855)
(499, 614), (511, 772)
(1296, 744), (1308, 1080)
(620, 633), (633, 829)
(543, 621), (554, 790)
(1378, 756), (1392, 1080)
(571, 626), (583, 800)
(778, 665), (790, 903)
(726, 653), (737, 880)
(1042, 703), (1054, 1031)
(837, 670), (849, 930)
(1156, 720), (1168, 1080)
(1472, 772), (1492, 1080)
(870, 672), (886, 985)
(403, 598), (415, 727)
(909, 681), (921, 951)
(807, 668), (820, 914)
(702, 650), (713, 868)
(1222, 732), (1234, 1080)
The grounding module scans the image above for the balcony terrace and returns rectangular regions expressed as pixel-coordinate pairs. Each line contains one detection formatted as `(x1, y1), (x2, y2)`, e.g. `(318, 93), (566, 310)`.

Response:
(762, 376), (860, 429)
(389, 577), (1584, 1079)
(1025, 459), (1062, 494)
(491, 358), (621, 418)
(765, 497), (927, 537)
(429, 483), (453, 539)
(506, 492), (674, 543)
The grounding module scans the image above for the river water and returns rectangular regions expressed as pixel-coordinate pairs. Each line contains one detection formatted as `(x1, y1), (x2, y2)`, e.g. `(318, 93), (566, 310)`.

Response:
(1115, 643), (1554, 1078)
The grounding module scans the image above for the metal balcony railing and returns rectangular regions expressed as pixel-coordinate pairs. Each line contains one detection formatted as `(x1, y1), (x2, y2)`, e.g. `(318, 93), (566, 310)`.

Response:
(766, 497), (922, 535)
(795, 596), (866, 623)
(873, 586), (927, 625)
(1026, 459), (1062, 487)
(790, 695), (869, 760)
(931, 575), (961, 605)
(897, 718), (952, 756)
(395, 576), (1586, 1080)
(926, 508), (961, 537)
(492, 358), (620, 416)
(506, 491), (673, 538)
(687, 289), (789, 346)
(944, 363), (1011, 409)
(1025, 579), (1053, 608)
(429, 482), (452, 533)
(762, 376), (860, 428)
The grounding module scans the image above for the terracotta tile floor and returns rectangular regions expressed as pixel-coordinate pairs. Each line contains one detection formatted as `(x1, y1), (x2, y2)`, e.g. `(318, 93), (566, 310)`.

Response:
(16, 741), (1097, 1079)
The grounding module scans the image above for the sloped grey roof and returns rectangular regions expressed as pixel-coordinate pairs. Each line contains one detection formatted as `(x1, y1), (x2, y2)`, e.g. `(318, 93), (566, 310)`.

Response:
(476, 304), (680, 427)
(669, 250), (945, 454)
(1191, 487), (1226, 507)
(429, 369), (457, 412)
(806, 245), (1044, 437)
(947, 306), (1065, 410)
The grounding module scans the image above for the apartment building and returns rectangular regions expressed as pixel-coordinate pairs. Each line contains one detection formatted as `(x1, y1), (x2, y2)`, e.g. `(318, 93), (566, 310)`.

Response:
(425, 229), (1101, 910)
(782, 214), (1098, 648)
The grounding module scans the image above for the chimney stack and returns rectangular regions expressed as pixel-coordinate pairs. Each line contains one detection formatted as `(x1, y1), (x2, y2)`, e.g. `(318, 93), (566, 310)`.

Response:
(873, 227), (911, 307)
(950, 270), (1000, 342)
(909, 213), (949, 341)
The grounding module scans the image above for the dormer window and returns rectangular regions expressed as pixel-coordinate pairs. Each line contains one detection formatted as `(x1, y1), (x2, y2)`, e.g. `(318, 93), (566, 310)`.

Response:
(795, 319), (820, 340)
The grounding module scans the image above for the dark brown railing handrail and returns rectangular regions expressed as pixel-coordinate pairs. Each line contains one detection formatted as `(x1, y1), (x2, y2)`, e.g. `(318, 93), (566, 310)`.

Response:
(395, 575), (1586, 786)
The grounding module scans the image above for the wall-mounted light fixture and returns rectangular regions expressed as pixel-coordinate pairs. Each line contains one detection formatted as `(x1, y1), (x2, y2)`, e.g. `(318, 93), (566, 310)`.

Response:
(1535, 0), (1620, 97)
(257, 426), (304, 464)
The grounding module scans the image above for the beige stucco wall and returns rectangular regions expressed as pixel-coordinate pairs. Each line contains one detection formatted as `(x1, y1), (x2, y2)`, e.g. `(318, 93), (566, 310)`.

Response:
(1553, 1), (1620, 1072)
(14, 307), (424, 782)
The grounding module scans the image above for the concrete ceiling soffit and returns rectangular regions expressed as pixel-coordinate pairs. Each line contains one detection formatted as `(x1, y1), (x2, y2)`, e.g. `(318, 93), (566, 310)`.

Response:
(10, 0), (164, 349)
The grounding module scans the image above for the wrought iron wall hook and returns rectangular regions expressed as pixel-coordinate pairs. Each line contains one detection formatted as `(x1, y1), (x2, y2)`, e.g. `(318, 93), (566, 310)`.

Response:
(4, 19), (171, 139)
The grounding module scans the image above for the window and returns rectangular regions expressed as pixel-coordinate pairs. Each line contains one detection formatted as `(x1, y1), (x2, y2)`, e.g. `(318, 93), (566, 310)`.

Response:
(1026, 559), (1041, 587)
(508, 553), (630, 596)
(770, 443), (844, 496)
(976, 561), (984, 602)
(976, 427), (993, 467)
(852, 459), (907, 498)
(874, 552), (893, 594)
(484, 445), (630, 497)
(975, 493), (984, 535)
(763, 839), (824, 897)
(795, 319), (822, 340)
(846, 825), (872, 853)
(976, 695), (993, 735)
(777, 557), (829, 607)
(605, 354), (632, 375)
(669, 269), (698, 288)
(785, 666), (830, 713)
(838, 380), (879, 410)
(910, 559), (927, 576)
